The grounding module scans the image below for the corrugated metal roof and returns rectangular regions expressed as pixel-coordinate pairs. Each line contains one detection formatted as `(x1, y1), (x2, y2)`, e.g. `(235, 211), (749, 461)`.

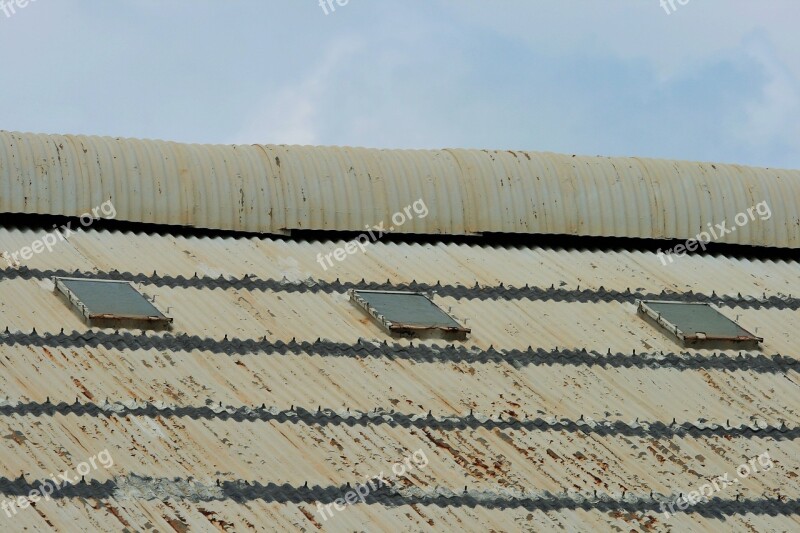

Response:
(2, 131), (799, 246)
(0, 223), (798, 531)
(3, 498), (797, 532)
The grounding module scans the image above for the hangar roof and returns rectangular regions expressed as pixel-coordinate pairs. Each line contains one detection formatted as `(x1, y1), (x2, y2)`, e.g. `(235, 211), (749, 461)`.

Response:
(2, 130), (799, 246)
(0, 132), (798, 531)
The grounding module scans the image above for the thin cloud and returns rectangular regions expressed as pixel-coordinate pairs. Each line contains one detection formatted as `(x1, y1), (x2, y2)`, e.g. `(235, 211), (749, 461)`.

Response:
(738, 34), (800, 150)
(231, 38), (362, 146)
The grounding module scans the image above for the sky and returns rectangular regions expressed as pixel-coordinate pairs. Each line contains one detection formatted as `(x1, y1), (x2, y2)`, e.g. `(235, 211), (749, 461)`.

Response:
(0, 1), (799, 168)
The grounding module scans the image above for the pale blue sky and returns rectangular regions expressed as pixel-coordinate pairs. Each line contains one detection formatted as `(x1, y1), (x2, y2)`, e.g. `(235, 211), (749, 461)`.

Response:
(1, 1), (798, 168)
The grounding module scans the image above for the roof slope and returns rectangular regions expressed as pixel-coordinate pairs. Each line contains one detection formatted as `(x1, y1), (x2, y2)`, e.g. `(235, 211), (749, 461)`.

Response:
(1, 132), (799, 531)
(0, 225), (798, 532)
(1, 130), (799, 246)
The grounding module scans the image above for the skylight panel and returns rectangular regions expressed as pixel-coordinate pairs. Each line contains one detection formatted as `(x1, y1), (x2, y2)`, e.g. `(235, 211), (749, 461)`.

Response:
(637, 300), (762, 348)
(349, 289), (470, 340)
(54, 277), (173, 330)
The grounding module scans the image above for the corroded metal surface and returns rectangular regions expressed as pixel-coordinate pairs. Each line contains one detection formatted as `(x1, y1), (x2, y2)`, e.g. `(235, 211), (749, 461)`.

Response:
(2, 497), (799, 532)
(1, 131), (799, 246)
(0, 223), (797, 530)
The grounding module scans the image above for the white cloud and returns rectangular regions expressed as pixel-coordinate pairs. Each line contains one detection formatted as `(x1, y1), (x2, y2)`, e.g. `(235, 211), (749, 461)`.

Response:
(737, 35), (800, 150)
(446, 1), (800, 75)
(231, 38), (362, 145)
(2, 1), (799, 167)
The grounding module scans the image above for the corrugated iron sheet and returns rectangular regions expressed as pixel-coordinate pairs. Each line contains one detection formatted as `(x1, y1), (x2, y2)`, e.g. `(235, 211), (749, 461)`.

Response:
(1, 131), (799, 247)
(2, 499), (797, 532)
(0, 222), (798, 529)
(0, 229), (797, 417)
(1, 413), (797, 501)
(0, 274), (796, 355)
(3, 226), (799, 299)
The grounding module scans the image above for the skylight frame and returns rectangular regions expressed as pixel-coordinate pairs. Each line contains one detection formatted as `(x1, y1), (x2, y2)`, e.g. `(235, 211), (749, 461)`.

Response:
(637, 300), (762, 348)
(349, 289), (471, 340)
(54, 277), (173, 331)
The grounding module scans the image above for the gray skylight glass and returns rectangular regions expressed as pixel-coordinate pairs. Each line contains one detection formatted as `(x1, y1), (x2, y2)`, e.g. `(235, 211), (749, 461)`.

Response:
(349, 290), (470, 339)
(637, 300), (762, 347)
(54, 277), (173, 330)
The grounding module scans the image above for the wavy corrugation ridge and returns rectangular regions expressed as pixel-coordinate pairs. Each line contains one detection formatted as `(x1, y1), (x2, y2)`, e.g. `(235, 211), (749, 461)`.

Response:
(0, 475), (796, 517)
(0, 330), (796, 373)
(0, 400), (795, 439)
(2, 267), (798, 310)
(1, 131), (798, 246)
